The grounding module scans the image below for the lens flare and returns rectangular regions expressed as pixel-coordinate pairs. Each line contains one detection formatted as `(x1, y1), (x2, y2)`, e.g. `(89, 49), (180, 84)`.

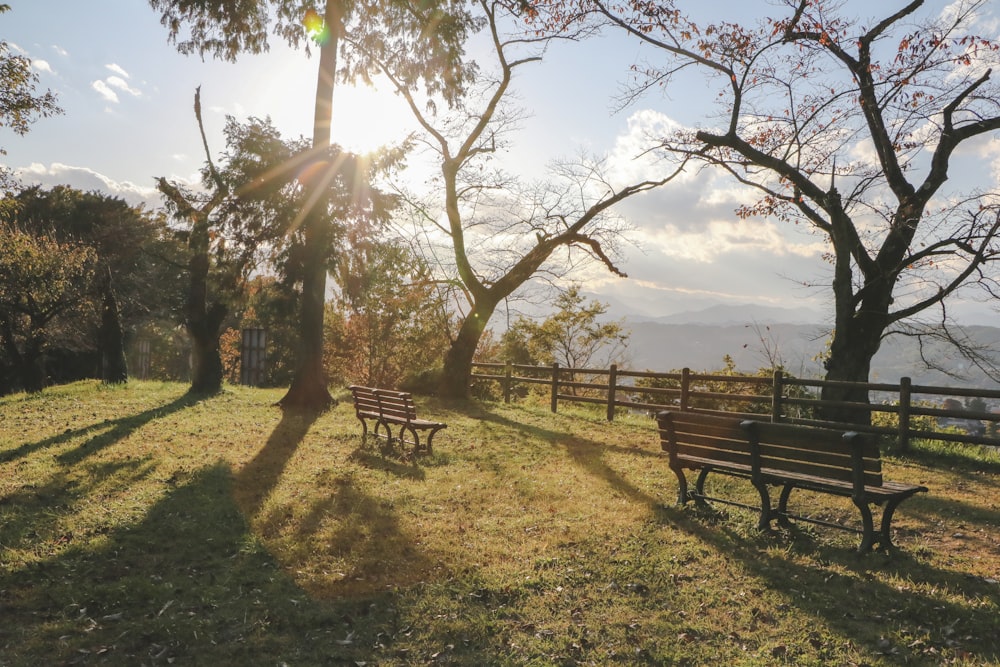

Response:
(303, 9), (330, 46)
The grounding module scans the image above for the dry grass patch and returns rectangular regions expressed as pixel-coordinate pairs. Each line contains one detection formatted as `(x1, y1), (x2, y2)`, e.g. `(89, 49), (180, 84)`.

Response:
(1, 381), (998, 665)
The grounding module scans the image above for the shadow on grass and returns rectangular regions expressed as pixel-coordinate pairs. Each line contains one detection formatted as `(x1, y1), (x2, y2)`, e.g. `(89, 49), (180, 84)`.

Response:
(232, 410), (318, 517)
(466, 402), (1000, 662)
(469, 402), (667, 511)
(0, 464), (393, 665)
(653, 488), (1000, 663)
(1, 392), (203, 465)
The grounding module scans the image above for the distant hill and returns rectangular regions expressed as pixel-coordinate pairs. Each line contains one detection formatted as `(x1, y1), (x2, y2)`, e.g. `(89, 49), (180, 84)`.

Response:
(621, 319), (1000, 389)
(632, 303), (825, 326)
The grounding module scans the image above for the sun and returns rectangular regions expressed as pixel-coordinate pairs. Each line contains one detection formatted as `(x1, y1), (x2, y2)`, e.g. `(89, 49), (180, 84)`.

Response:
(331, 81), (417, 155)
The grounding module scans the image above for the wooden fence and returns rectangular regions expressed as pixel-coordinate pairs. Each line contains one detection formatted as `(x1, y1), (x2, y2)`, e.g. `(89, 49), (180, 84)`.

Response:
(470, 362), (1000, 451)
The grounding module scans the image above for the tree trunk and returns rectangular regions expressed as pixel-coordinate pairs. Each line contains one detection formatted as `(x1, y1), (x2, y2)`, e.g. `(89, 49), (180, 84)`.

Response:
(440, 301), (497, 399)
(278, 0), (341, 412)
(19, 335), (45, 393)
(98, 274), (128, 384)
(186, 214), (226, 395)
(818, 299), (889, 426)
(187, 312), (225, 394)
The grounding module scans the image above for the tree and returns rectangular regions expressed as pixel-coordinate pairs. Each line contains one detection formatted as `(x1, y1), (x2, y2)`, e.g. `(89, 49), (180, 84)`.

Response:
(326, 236), (451, 388)
(0, 226), (95, 392)
(540, 0), (1000, 423)
(149, 0), (478, 410)
(0, 4), (61, 192)
(6, 185), (178, 385)
(372, 0), (677, 398)
(503, 285), (628, 369)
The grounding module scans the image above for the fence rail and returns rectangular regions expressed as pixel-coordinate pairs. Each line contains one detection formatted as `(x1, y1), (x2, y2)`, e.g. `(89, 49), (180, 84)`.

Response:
(470, 362), (1000, 451)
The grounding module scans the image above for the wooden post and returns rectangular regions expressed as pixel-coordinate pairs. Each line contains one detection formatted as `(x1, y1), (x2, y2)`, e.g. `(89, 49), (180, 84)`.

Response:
(503, 362), (512, 404)
(551, 362), (559, 413)
(771, 369), (783, 423)
(681, 367), (690, 412)
(898, 376), (911, 453)
(607, 364), (618, 422)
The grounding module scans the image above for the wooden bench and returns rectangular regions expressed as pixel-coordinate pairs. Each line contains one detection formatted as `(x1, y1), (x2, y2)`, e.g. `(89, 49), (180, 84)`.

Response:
(348, 385), (446, 453)
(656, 410), (928, 552)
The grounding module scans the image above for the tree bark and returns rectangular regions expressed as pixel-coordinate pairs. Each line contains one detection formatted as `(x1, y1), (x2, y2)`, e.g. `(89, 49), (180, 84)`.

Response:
(440, 301), (498, 399)
(278, 0), (341, 411)
(98, 272), (128, 384)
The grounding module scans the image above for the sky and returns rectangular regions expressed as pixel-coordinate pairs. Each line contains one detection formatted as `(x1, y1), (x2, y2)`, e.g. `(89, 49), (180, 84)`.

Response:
(4, 1), (1000, 329)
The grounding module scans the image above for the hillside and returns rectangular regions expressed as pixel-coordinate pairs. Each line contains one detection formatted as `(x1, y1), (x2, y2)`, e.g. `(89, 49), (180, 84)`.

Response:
(623, 318), (1000, 389)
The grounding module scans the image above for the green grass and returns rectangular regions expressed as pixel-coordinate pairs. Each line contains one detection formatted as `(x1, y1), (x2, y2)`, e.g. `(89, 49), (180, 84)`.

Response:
(1, 381), (998, 666)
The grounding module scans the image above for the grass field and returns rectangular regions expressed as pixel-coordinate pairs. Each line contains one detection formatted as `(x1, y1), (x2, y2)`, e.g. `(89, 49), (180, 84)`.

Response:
(1, 380), (998, 666)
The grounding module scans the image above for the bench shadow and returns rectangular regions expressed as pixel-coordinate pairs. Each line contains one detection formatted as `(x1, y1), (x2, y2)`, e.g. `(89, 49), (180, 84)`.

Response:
(655, 486), (1000, 662)
(347, 435), (427, 481)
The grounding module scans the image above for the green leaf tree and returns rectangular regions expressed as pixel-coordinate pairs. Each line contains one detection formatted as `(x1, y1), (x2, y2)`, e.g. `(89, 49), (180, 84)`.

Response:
(0, 3), (62, 192)
(149, 0), (478, 410)
(327, 236), (450, 388)
(0, 226), (95, 392)
(503, 285), (628, 370)
(5, 185), (178, 385)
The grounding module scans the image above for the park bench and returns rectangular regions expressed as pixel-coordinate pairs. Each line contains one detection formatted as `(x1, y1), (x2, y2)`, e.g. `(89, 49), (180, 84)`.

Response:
(348, 385), (446, 453)
(656, 410), (928, 552)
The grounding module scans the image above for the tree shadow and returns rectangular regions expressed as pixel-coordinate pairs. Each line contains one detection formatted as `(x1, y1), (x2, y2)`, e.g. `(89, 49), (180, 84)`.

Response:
(232, 409), (319, 518)
(1, 392), (203, 465)
(470, 403), (667, 510)
(0, 464), (391, 665)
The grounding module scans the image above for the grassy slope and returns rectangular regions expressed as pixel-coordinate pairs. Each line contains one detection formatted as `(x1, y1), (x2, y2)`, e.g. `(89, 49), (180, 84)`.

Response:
(0, 381), (997, 666)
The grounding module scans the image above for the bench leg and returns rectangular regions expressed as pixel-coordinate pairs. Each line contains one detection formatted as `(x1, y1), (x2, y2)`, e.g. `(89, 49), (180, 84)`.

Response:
(854, 498), (876, 553)
(669, 465), (689, 505)
(776, 484), (795, 528)
(425, 426), (445, 454)
(357, 417), (369, 440)
(400, 425), (423, 453)
(877, 498), (905, 550)
(374, 419), (394, 443)
(752, 480), (773, 531)
(692, 468), (712, 507)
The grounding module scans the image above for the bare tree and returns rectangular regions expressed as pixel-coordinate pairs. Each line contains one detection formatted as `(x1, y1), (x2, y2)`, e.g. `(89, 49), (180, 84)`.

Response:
(537, 0), (1000, 423)
(367, 0), (679, 397)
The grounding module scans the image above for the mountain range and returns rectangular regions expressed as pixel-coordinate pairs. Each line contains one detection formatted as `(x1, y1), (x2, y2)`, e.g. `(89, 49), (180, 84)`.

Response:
(616, 304), (1000, 389)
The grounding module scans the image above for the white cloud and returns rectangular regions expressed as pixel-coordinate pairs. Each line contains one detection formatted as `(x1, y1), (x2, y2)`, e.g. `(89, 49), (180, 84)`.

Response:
(92, 80), (119, 103)
(15, 162), (162, 209)
(52, 45), (68, 57)
(641, 219), (825, 264)
(106, 75), (141, 97)
(106, 63), (129, 79)
(31, 59), (53, 74)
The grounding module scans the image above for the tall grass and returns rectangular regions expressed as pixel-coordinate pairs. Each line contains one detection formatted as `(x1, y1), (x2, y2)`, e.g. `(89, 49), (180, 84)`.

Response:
(1, 381), (997, 665)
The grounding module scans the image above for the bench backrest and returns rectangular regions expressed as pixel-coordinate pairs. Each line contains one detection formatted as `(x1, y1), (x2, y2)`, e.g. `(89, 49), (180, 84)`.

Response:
(373, 388), (418, 422)
(741, 420), (883, 487)
(657, 410), (750, 468)
(350, 385), (381, 415)
(349, 385), (417, 422)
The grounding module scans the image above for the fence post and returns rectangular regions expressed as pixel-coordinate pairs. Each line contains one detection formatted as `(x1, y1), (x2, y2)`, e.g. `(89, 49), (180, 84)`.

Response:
(607, 364), (618, 422)
(771, 369), (783, 423)
(681, 367), (690, 411)
(551, 363), (559, 413)
(503, 362), (512, 404)
(898, 376), (911, 453)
